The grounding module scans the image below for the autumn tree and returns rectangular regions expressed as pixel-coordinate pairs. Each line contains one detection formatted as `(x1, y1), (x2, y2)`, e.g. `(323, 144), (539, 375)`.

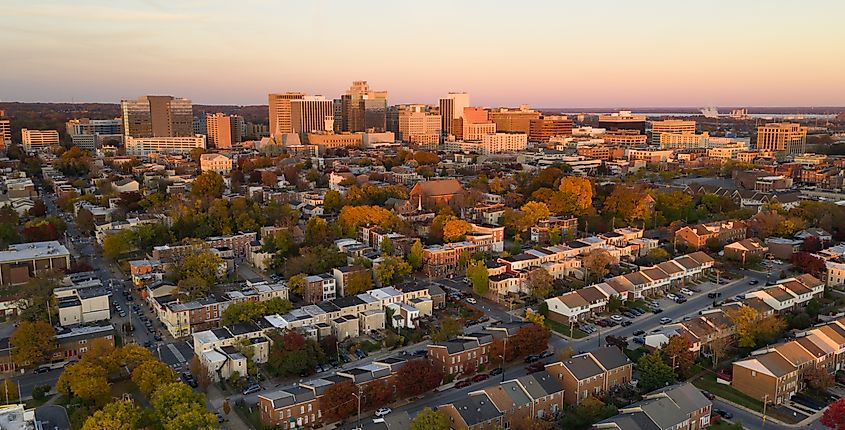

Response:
(190, 355), (212, 392)
(397, 359), (444, 398)
(305, 216), (332, 245)
(191, 171), (225, 200)
(431, 317), (461, 342)
(466, 259), (489, 295)
(805, 365), (835, 391)
(266, 331), (324, 377)
(132, 358), (177, 397)
(442, 219), (472, 243)
(363, 377), (394, 409)
(637, 349), (676, 392)
(81, 400), (142, 430)
(102, 230), (133, 259)
(524, 309), (545, 327)
(603, 185), (652, 225)
(323, 190), (344, 213)
(337, 205), (399, 237)
(726, 305), (759, 348)
(510, 324), (550, 358)
(754, 316), (787, 346)
(345, 270), (373, 295)
(408, 239), (424, 270)
(287, 273), (307, 295)
(662, 335), (695, 378)
(527, 267), (553, 300)
(375, 256), (412, 286)
(0, 380), (19, 403)
(380, 237), (395, 255)
(411, 407), (450, 430)
(150, 382), (217, 430)
(56, 359), (111, 406)
(822, 397), (845, 429)
(583, 248), (614, 283)
(520, 201), (550, 227)
(554, 176), (593, 216)
(11, 320), (55, 365)
(792, 252), (826, 277)
(321, 380), (358, 423)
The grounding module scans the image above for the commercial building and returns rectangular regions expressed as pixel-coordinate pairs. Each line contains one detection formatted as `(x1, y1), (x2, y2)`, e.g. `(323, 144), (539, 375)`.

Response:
(478, 133), (527, 154)
(290, 96), (334, 133)
(650, 119), (696, 145)
(660, 132), (710, 149)
(121, 95), (193, 138)
(397, 105), (442, 145)
(0, 111), (10, 148)
(305, 133), (362, 151)
(20, 129), (59, 152)
(602, 130), (648, 145)
(268, 92), (305, 136)
(340, 80), (388, 132)
(205, 113), (243, 149)
(757, 123), (808, 155)
(0, 241), (71, 286)
(598, 111), (646, 134)
(529, 116), (573, 143)
(125, 135), (206, 156)
(439, 92), (470, 137)
(199, 153), (233, 174)
(488, 105), (540, 134)
(55, 278), (111, 326)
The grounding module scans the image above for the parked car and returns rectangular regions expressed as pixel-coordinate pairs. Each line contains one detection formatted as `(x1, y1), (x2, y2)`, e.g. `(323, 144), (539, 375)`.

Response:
(242, 384), (261, 395)
(524, 355), (540, 363)
(748, 280), (759, 285)
(633, 337), (645, 345)
(455, 380), (472, 389)
(666, 293), (680, 301)
(471, 373), (489, 382)
(526, 362), (546, 374)
(674, 297), (687, 304)
(539, 350), (554, 359)
(680, 288), (694, 296)
(633, 330), (645, 336)
(610, 314), (623, 322)
(622, 311), (636, 319)
(660, 317), (673, 324)
(489, 367), (504, 376)
(478, 316), (490, 323)
(374, 408), (392, 417)
(733, 295), (744, 301)
(707, 292), (721, 298)
(651, 308), (663, 314)
(216, 412), (224, 423)
(33, 366), (51, 374)
(714, 409), (733, 419)
(701, 390), (715, 400)
(465, 297), (477, 304)
(595, 319), (608, 327)
(630, 308), (644, 316)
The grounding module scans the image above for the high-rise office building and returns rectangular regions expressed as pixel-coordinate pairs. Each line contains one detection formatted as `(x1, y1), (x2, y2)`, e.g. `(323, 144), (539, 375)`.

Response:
(650, 119), (696, 145)
(598, 111), (646, 134)
(268, 92), (305, 136)
(333, 99), (344, 133)
(460, 107), (496, 141)
(66, 118), (123, 151)
(121, 96), (192, 139)
(529, 116), (573, 142)
(21, 129), (60, 152)
(340, 81), (388, 132)
(0, 111), (11, 149)
(290, 97), (334, 133)
(205, 113), (243, 149)
(489, 106), (540, 134)
(756, 123), (807, 155)
(397, 105), (441, 145)
(439, 92), (470, 137)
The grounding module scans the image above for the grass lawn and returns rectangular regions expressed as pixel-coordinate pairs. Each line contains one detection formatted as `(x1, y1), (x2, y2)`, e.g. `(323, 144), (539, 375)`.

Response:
(624, 347), (647, 363)
(234, 401), (263, 430)
(24, 394), (54, 409)
(709, 420), (743, 430)
(692, 374), (763, 412)
(545, 319), (587, 339)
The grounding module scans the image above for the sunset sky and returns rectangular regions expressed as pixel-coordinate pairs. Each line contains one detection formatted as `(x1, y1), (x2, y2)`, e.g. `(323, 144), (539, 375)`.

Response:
(2, 0), (843, 107)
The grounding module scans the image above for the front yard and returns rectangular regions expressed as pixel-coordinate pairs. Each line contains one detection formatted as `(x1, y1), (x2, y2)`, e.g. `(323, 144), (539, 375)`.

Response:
(545, 318), (587, 339)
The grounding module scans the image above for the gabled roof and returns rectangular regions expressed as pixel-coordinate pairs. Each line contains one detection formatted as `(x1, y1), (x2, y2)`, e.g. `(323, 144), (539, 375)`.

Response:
(590, 346), (631, 371)
(561, 354), (603, 380)
(411, 179), (463, 197)
(444, 392), (502, 426)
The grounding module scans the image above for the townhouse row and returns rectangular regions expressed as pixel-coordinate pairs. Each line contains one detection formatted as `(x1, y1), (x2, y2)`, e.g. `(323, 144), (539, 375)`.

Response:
(594, 383), (713, 430)
(545, 251), (715, 324)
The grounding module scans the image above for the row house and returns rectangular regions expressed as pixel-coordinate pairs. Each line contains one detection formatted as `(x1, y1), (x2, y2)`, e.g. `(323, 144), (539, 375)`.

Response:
(422, 241), (480, 277)
(744, 275), (824, 313)
(545, 285), (611, 325)
(205, 232), (258, 258)
(0, 322), (116, 373)
(463, 203), (506, 226)
(193, 323), (271, 382)
(157, 297), (229, 338)
(304, 274), (337, 304)
(723, 238), (768, 264)
(223, 280), (289, 303)
(595, 383), (712, 430)
(530, 216), (578, 244)
(129, 259), (165, 289)
(428, 335), (494, 377)
(440, 371), (564, 430)
(466, 223), (505, 253)
(546, 346), (633, 405)
(674, 220), (747, 249)
(732, 317), (845, 404)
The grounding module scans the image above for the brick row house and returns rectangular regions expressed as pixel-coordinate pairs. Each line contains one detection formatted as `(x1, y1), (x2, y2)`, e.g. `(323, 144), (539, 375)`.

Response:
(674, 220), (747, 249)
(594, 383), (712, 430)
(545, 346), (633, 405)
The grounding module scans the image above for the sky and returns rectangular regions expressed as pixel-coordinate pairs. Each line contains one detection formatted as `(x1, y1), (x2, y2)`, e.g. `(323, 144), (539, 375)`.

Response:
(1, 0), (844, 108)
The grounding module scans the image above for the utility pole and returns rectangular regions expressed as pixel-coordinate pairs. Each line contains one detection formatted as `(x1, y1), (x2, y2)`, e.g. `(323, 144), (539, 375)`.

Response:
(501, 337), (508, 383)
(761, 394), (769, 430)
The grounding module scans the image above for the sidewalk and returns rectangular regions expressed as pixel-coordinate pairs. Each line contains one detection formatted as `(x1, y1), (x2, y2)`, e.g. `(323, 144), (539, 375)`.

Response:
(714, 393), (824, 429)
(207, 385), (251, 430)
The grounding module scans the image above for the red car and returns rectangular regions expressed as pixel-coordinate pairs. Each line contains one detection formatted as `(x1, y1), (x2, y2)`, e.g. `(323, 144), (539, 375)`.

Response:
(471, 373), (490, 383)
(455, 380), (472, 389)
(526, 362), (546, 374)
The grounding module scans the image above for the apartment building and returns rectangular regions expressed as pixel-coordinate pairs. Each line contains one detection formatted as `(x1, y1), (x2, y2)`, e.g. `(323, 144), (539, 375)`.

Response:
(428, 334), (494, 377)
(397, 105), (441, 144)
(595, 383), (712, 430)
(546, 346), (632, 405)
(757, 123), (807, 155)
(121, 95), (193, 138)
(154, 296), (229, 338)
(530, 216), (578, 243)
(268, 92), (305, 136)
(205, 113), (242, 149)
(439, 92), (470, 137)
(744, 275), (824, 313)
(723, 238), (768, 264)
(674, 220), (747, 249)
(331, 265), (371, 297)
(488, 106), (540, 134)
(125, 135), (206, 156)
(0, 241), (71, 286)
(479, 132), (528, 154)
(21, 129), (59, 152)
(650, 119), (696, 145)
(199, 153), (233, 174)
(660, 132), (710, 150)
(422, 242), (480, 277)
(55, 279), (111, 327)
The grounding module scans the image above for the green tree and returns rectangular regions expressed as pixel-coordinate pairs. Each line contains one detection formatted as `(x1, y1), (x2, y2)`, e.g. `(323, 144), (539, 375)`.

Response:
(173, 250), (224, 292)
(408, 239), (424, 270)
(82, 400), (142, 430)
(411, 407), (450, 430)
(102, 230), (133, 260)
(131, 359), (177, 397)
(431, 317), (461, 342)
(323, 190), (344, 213)
(375, 256), (412, 286)
(527, 268), (553, 300)
(287, 273), (307, 295)
(11, 320), (55, 365)
(637, 349), (676, 391)
(305, 216), (332, 245)
(380, 237), (395, 255)
(345, 270), (373, 295)
(466, 260), (489, 295)
(191, 171), (225, 199)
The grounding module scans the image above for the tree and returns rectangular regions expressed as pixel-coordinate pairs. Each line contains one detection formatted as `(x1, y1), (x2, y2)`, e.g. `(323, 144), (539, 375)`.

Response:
(266, 331), (324, 377)
(802, 236), (823, 253)
(408, 239), (424, 270)
(520, 201), (550, 227)
(726, 305), (759, 348)
(191, 171), (225, 199)
(150, 382), (216, 430)
(375, 256), (412, 286)
(11, 320), (55, 365)
(607, 295), (623, 312)
(102, 230), (132, 259)
(662, 335), (695, 378)
(524, 309), (545, 327)
(508, 324), (550, 358)
(583, 248), (614, 283)
(380, 237), (395, 255)
(431, 317), (461, 342)
(363, 377), (394, 409)
(76, 208), (95, 234)
(305, 216), (332, 245)
(397, 359), (444, 398)
(822, 397), (845, 429)
(466, 260), (489, 295)
(754, 316), (787, 346)
(132, 359), (177, 397)
(190, 355), (211, 392)
(805, 365), (835, 391)
(442, 219), (472, 243)
(337, 205), (399, 237)
(0, 380), (19, 403)
(321, 380), (357, 423)
(82, 400), (142, 430)
(645, 247), (670, 265)
(527, 267), (553, 300)
(176, 277), (209, 301)
(792, 252), (826, 277)
(56, 359), (111, 406)
(172, 250), (224, 294)
(323, 190), (344, 213)
(345, 270), (373, 296)
(555, 177), (593, 216)
(288, 273), (307, 295)
(637, 349), (676, 392)
(411, 407), (450, 430)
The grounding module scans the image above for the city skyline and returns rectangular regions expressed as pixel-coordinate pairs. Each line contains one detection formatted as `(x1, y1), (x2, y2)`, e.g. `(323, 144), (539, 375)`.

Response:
(2, 0), (844, 107)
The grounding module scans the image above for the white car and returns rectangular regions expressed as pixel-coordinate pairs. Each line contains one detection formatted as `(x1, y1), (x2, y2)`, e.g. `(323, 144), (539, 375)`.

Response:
(666, 293), (680, 301)
(610, 314), (623, 322)
(465, 297), (477, 304)
(660, 317), (673, 324)
(680, 288), (694, 296)
(374, 408), (392, 417)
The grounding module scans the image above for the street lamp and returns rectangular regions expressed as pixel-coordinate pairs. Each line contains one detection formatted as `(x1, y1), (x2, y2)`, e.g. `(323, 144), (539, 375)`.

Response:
(351, 385), (364, 430)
